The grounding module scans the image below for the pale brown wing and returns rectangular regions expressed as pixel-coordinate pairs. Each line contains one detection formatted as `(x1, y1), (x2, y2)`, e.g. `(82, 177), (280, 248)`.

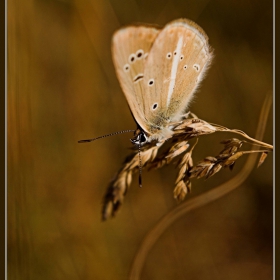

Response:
(112, 26), (160, 131)
(142, 19), (213, 134)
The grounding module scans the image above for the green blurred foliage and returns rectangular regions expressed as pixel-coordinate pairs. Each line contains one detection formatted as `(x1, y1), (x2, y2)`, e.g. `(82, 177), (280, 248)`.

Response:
(8, 0), (273, 279)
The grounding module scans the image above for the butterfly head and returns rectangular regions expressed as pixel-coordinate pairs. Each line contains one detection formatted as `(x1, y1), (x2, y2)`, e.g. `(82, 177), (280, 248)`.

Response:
(130, 128), (148, 146)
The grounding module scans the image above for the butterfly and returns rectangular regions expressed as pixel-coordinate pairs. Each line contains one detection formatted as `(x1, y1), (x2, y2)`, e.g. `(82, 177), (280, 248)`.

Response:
(78, 18), (213, 189)
(78, 18), (214, 218)
(111, 18), (213, 146)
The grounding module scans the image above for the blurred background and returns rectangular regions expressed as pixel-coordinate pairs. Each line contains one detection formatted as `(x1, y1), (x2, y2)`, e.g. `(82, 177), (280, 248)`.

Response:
(8, 0), (273, 279)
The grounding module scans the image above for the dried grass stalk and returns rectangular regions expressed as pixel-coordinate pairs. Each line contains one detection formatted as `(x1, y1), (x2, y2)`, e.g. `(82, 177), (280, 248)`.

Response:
(102, 144), (160, 220)
(102, 115), (273, 220)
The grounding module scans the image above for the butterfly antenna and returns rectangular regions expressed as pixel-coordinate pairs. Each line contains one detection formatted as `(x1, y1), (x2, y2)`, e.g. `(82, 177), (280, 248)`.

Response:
(138, 143), (143, 188)
(78, 130), (135, 143)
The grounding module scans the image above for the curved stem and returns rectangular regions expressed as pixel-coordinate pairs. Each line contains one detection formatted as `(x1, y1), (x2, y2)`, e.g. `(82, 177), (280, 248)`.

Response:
(129, 93), (272, 280)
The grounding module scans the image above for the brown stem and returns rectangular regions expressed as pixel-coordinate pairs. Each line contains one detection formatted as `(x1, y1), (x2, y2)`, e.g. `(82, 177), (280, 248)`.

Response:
(129, 93), (272, 280)
(210, 125), (273, 150)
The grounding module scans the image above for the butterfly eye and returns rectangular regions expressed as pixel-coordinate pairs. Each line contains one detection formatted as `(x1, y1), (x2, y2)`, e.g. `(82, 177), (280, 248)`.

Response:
(148, 79), (154, 86)
(166, 52), (172, 59)
(193, 64), (200, 72)
(140, 133), (147, 143)
(136, 49), (144, 59)
(130, 131), (147, 145)
(152, 103), (158, 110)
(183, 65), (188, 70)
(129, 54), (136, 63)
(123, 64), (130, 72)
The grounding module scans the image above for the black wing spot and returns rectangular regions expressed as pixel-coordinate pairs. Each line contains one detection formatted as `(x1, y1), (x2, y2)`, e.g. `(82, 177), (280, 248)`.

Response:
(136, 49), (144, 59)
(193, 64), (200, 72)
(124, 64), (130, 72)
(129, 54), (136, 63)
(133, 74), (144, 82)
(166, 52), (172, 59)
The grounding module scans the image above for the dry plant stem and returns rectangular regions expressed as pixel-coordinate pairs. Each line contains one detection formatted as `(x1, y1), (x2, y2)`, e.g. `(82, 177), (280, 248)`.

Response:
(102, 144), (161, 220)
(102, 103), (272, 219)
(212, 124), (273, 150)
(129, 93), (272, 280)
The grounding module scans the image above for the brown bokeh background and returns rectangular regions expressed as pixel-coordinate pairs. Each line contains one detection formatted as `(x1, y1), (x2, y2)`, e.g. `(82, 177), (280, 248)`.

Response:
(8, 0), (273, 279)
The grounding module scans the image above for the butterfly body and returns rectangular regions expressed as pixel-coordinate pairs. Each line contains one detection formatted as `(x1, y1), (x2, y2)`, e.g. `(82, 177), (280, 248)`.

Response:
(112, 19), (213, 144)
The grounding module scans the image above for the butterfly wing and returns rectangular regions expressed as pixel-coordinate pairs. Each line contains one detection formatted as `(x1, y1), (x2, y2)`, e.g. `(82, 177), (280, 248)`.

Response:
(142, 19), (213, 137)
(112, 26), (160, 131)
